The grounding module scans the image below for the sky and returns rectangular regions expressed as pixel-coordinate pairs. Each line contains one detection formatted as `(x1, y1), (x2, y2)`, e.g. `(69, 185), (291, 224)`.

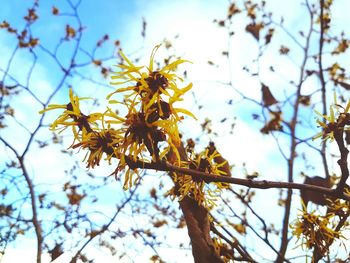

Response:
(1, 0), (350, 262)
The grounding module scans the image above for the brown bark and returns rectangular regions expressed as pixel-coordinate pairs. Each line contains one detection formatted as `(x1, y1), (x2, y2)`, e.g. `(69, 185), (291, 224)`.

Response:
(179, 196), (224, 263)
(168, 143), (224, 263)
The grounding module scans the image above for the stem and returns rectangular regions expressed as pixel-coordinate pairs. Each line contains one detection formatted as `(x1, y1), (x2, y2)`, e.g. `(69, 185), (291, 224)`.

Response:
(277, 1), (314, 259)
(335, 117), (350, 192)
(318, 0), (330, 181)
(0, 138), (43, 263)
(125, 157), (350, 201)
(179, 196), (224, 263)
(70, 184), (138, 262)
(20, 158), (43, 263)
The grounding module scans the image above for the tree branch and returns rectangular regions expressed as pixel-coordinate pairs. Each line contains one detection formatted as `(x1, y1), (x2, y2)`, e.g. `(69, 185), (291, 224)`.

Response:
(0, 137), (43, 263)
(124, 157), (350, 202)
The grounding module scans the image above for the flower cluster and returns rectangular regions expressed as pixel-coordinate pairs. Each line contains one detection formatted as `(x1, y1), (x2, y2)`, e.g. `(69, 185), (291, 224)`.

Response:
(291, 209), (343, 256)
(39, 89), (104, 145)
(295, 95), (350, 256)
(41, 45), (233, 206)
(168, 140), (231, 208)
(313, 94), (350, 143)
(40, 45), (195, 189)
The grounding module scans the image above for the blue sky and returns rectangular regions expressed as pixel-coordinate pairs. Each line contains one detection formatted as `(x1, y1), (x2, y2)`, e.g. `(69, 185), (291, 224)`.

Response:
(0, 1), (230, 262)
(1, 0), (350, 262)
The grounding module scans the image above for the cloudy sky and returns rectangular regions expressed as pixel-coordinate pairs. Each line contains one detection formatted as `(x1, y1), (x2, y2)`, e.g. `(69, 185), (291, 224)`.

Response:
(1, 0), (350, 262)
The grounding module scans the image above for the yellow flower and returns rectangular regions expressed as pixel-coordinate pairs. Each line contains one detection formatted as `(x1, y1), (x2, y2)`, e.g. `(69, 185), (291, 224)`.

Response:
(123, 111), (166, 160)
(313, 95), (350, 143)
(169, 145), (230, 208)
(39, 46), (198, 192)
(108, 45), (195, 123)
(106, 45), (196, 163)
(39, 89), (103, 140)
(71, 128), (124, 168)
(291, 210), (342, 256)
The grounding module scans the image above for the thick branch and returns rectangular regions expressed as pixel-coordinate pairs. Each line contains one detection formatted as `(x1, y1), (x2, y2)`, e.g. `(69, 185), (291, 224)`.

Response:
(125, 157), (350, 202)
(179, 196), (224, 263)
(334, 116), (350, 192)
(312, 114), (350, 261)
(166, 145), (224, 263)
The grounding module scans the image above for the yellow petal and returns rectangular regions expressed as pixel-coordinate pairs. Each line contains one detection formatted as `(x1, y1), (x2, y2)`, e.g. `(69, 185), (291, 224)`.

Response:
(119, 50), (136, 68)
(329, 105), (335, 123)
(181, 82), (193, 93)
(162, 59), (191, 72)
(149, 44), (161, 72)
(106, 90), (119, 100)
(173, 108), (197, 120)
(345, 99), (350, 113)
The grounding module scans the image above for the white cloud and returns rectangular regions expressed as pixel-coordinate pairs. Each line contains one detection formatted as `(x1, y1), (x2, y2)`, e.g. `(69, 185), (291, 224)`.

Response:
(2, 0), (350, 262)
